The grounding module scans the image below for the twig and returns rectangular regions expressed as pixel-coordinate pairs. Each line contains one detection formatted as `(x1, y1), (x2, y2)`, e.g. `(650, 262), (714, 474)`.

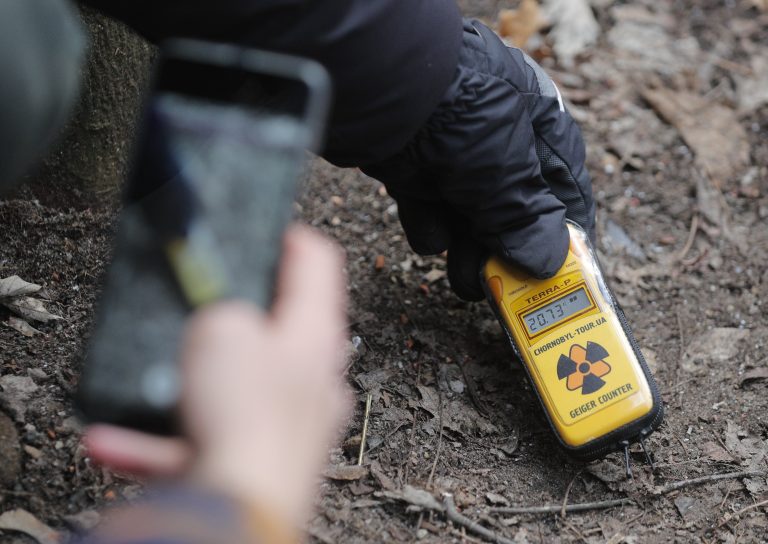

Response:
(490, 498), (634, 515)
(719, 482), (734, 511)
(677, 213), (699, 263)
(674, 306), (686, 409)
(427, 379), (445, 488)
(402, 364), (423, 486)
(358, 392), (373, 466)
(0, 489), (35, 497)
(717, 498), (768, 528)
(709, 55), (753, 77)
(624, 510), (646, 527)
(402, 408), (420, 486)
(443, 494), (515, 544)
(562, 519), (589, 543)
(653, 471), (764, 495)
(681, 246), (709, 268)
(560, 470), (583, 518)
(458, 357), (491, 419)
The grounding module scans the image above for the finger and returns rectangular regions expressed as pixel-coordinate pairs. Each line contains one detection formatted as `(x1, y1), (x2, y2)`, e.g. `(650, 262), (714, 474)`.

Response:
(447, 229), (487, 302)
(181, 301), (267, 370)
(395, 195), (452, 255)
(271, 225), (347, 348)
(483, 213), (570, 280)
(83, 424), (193, 478)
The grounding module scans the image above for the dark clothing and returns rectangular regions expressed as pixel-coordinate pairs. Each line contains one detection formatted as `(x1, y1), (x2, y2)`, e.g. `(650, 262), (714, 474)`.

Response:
(363, 20), (595, 298)
(0, 0), (84, 193)
(83, 3), (594, 296)
(83, 0), (464, 167)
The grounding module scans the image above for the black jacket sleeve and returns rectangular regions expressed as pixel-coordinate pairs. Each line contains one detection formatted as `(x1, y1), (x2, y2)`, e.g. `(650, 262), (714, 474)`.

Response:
(82, 0), (464, 167)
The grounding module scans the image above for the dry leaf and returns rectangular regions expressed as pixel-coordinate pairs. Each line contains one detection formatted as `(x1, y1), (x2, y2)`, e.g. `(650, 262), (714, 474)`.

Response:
(696, 173), (727, 228)
(0, 375), (39, 423)
(543, 0), (600, 66)
(641, 88), (750, 185)
(0, 509), (62, 544)
(724, 420), (767, 464)
(735, 52), (768, 113)
(378, 485), (444, 512)
(5, 316), (41, 337)
(740, 367), (768, 387)
(498, 0), (545, 48)
(323, 465), (368, 481)
(682, 328), (749, 374)
(422, 269), (446, 284)
(700, 441), (735, 463)
(4, 296), (62, 323)
(412, 385), (498, 436)
(486, 492), (510, 506)
(0, 276), (41, 299)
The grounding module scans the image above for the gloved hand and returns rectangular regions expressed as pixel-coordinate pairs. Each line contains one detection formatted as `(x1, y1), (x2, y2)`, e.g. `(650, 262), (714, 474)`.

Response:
(363, 21), (595, 301)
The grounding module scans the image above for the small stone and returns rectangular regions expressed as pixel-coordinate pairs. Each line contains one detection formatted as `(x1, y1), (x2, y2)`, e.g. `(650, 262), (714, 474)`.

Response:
(449, 380), (465, 394)
(27, 368), (48, 382)
(23, 445), (43, 460)
(416, 529), (428, 539)
(57, 416), (83, 435)
(486, 492), (510, 506)
(374, 255), (386, 270)
(674, 495), (698, 521)
(422, 269), (446, 284)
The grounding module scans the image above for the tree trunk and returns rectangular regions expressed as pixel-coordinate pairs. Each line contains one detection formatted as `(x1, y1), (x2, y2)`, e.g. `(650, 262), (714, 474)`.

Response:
(30, 5), (154, 201)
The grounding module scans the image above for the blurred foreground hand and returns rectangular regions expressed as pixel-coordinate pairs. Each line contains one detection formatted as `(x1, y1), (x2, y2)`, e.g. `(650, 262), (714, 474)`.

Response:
(84, 225), (351, 534)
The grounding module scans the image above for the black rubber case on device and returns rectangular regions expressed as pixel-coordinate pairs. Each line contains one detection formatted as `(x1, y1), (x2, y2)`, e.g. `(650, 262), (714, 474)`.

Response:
(481, 223), (664, 461)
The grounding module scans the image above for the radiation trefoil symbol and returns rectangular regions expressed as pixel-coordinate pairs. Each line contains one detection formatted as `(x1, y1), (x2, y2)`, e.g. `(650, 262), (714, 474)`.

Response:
(558, 342), (611, 395)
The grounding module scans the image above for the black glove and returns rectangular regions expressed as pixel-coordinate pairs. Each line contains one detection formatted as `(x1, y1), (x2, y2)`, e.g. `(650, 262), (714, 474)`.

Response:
(363, 21), (595, 301)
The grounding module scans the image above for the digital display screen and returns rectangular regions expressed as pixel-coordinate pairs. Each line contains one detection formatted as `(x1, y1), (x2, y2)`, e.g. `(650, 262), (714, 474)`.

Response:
(523, 288), (592, 334)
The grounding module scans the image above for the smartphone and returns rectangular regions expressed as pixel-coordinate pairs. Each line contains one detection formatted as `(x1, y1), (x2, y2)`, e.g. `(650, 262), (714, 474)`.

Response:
(76, 41), (330, 433)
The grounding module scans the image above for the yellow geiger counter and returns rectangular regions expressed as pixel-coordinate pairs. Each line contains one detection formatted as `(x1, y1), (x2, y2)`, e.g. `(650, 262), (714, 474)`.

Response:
(482, 221), (663, 471)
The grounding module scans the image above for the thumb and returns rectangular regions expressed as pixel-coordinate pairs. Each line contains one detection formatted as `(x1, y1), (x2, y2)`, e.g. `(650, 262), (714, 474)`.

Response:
(481, 211), (570, 280)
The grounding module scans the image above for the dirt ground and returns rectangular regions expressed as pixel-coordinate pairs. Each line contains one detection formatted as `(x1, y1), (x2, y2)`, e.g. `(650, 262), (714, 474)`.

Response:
(1, 0), (767, 542)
